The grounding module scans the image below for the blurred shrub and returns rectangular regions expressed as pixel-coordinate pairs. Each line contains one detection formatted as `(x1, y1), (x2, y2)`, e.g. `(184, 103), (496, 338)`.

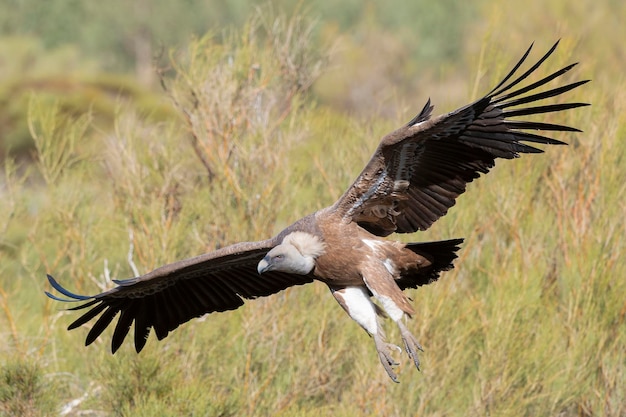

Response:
(160, 8), (327, 243)
(0, 359), (58, 417)
(0, 37), (175, 160)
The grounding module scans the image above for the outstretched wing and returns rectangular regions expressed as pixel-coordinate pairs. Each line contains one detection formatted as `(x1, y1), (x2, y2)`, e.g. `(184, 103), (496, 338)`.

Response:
(332, 41), (590, 236)
(46, 238), (314, 353)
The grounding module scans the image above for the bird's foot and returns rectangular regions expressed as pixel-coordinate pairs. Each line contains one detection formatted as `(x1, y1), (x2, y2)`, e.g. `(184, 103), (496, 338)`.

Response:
(397, 321), (424, 371)
(374, 333), (402, 383)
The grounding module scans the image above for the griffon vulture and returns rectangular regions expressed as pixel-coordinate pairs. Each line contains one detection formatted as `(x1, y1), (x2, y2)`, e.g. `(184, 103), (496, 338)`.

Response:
(46, 41), (588, 382)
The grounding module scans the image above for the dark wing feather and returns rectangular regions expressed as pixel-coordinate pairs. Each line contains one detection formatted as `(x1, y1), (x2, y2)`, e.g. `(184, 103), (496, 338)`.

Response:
(396, 238), (464, 290)
(332, 40), (589, 236)
(46, 238), (314, 353)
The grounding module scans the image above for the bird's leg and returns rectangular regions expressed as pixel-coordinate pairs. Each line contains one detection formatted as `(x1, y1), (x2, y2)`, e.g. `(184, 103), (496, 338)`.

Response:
(396, 320), (424, 371)
(362, 264), (423, 376)
(330, 286), (404, 382)
(373, 332), (402, 383)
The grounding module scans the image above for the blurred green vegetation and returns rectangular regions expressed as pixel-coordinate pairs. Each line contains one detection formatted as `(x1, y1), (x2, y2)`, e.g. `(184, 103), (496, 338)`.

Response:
(0, 0), (478, 71)
(0, 359), (59, 416)
(0, 0), (481, 159)
(1, 1), (624, 416)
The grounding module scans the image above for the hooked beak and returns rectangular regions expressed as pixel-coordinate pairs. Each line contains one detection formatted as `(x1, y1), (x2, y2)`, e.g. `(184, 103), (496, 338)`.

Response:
(257, 256), (271, 274)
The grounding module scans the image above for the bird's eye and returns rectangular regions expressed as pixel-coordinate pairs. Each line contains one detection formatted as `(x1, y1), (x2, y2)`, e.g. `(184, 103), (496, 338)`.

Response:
(274, 254), (284, 261)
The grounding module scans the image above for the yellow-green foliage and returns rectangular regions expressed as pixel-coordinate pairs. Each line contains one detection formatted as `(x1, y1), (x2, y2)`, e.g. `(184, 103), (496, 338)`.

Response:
(1, 3), (624, 417)
(0, 359), (59, 417)
(0, 37), (176, 160)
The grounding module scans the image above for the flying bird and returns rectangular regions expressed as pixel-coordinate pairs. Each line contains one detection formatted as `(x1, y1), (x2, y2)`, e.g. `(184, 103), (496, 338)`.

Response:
(46, 41), (588, 382)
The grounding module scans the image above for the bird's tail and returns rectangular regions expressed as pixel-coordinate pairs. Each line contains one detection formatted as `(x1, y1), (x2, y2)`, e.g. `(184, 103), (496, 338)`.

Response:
(397, 238), (464, 290)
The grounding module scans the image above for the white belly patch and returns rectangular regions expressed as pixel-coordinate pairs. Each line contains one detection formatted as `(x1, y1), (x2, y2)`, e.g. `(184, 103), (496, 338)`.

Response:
(337, 286), (379, 335)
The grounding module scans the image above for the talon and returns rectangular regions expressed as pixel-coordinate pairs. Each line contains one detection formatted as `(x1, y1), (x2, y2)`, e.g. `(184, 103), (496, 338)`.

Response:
(393, 343), (403, 353)
(397, 321), (424, 371)
(374, 334), (400, 382)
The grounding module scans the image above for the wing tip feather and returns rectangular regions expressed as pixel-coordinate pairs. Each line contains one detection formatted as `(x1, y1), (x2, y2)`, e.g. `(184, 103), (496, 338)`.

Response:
(46, 274), (93, 301)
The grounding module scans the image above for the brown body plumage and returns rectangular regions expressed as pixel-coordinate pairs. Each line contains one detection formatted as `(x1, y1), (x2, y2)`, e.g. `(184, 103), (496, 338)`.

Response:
(46, 41), (588, 382)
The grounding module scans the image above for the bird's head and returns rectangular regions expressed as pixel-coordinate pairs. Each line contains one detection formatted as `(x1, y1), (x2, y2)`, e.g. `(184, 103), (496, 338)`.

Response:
(257, 232), (325, 275)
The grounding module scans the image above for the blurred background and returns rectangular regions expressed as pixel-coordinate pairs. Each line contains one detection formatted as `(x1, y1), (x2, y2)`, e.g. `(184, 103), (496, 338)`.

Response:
(0, 0), (624, 416)
(0, 0), (477, 160)
(3, 0), (617, 160)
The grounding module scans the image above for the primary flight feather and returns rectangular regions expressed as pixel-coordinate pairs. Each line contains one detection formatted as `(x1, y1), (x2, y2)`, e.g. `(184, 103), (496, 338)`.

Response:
(46, 41), (588, 382)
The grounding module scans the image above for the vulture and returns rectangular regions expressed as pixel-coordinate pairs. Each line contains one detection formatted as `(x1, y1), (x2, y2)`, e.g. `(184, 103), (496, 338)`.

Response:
(46, 41), (588, 382)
